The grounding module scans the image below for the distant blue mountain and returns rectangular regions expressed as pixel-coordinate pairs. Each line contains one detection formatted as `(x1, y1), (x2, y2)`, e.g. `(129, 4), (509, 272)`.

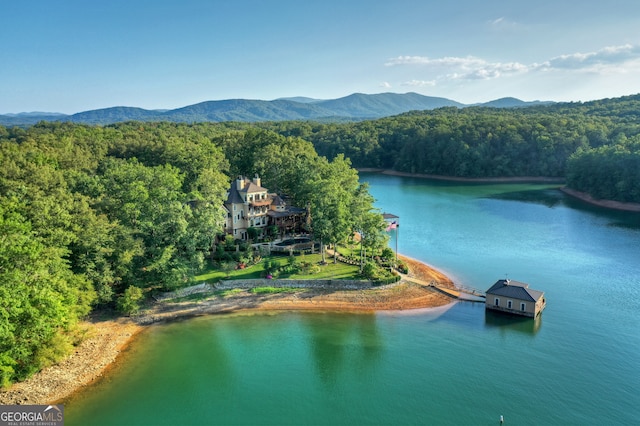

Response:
(70, 107), (161, 124)
(476, 97), (554, 108)
(0, 112), (70, 125)
(275, 96), (323, 104)
(0, 93), (554, 126)
(3, 111), (67, 117)
(315, 92), (463, 118)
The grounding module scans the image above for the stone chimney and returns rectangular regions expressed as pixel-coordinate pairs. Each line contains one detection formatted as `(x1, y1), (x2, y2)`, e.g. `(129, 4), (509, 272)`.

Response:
(253, 174), (261, 187)
(236, 176), (245, 190)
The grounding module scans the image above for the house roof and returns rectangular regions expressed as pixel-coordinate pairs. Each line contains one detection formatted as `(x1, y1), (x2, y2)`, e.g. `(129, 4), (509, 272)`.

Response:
(271, 194), (286, 206)
(225, 187), (244, 205)
(244, 181), (267, 193)
(486, 279), (544, 302)
(267, 207), (307, 218)
(225, 177), (268, 205)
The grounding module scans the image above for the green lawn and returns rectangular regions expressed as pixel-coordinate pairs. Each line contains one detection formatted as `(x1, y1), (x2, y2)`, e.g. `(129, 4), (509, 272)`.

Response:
(293, 253), (360, 279)
(194, 252), (360, 283)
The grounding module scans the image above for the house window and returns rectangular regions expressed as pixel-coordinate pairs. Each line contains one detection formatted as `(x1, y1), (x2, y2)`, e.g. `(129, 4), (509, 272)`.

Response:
(494, 298), (499, 306)
(507, 300), (512, 309)
(521, 303), (526, 311)
(233, 205), (236, 211)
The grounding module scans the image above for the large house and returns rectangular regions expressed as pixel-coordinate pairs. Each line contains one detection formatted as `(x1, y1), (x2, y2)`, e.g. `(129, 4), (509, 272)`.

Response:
(224, 175), (307, 241)
(485, 279), (546, 318)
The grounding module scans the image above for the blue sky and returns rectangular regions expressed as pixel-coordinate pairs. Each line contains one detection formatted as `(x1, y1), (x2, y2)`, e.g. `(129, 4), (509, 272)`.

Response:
(2, 0), (640, 113)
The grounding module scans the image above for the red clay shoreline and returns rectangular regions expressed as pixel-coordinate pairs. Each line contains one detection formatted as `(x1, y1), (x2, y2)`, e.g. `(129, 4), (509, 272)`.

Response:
(559, 187), (640, 212)
(0, 255), (456, 406)
(357, 168), (566, 183)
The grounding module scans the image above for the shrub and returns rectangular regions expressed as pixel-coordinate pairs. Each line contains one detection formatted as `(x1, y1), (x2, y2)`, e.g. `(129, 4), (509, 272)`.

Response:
(263, 259), (277, 274)
(280, 264), (300, 275)
(117, 285), (144, 316)
(220, 261), (236, 278)
(397, 261), (409, 274)
(224, 234), (236, 250)
(361, 261), (378, 280)
(373, 274), (401, 286)
(381, 247), (394, 260)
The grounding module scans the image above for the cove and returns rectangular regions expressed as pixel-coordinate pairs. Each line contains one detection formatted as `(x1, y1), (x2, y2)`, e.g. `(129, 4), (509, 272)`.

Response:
(65, 173), (640, 425)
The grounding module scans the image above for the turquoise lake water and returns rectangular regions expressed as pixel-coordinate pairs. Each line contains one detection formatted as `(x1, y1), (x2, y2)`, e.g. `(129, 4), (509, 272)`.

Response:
(65, 173), (640, 425)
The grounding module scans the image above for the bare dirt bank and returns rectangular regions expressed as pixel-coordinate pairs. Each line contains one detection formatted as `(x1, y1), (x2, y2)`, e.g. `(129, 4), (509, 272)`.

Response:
(0, 256), (455, 406)
(358, 168), (566, 184)
(560, 187), (640, 212)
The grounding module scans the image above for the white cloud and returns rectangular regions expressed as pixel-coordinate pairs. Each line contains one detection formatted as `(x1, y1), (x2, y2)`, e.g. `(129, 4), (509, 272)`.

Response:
(542, 44), (640, 71)
(401, 79), (436, 87)
(488, 16), (521, 31)
(385, 44), (640, 83)
(385, 56), (485, 67)
(385, 55), (527, 80)
(380, 81), (392, 88)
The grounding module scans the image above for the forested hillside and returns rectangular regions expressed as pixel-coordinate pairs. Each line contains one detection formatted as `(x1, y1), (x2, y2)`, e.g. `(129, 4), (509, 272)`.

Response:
(260, 94), (640, 203)
(0, 122), (382, 386)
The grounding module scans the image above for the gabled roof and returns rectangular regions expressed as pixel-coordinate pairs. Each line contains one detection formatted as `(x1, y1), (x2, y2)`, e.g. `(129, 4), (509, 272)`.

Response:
(486, 279), (544, 302)
(226, 178), (267, 204)
(271, 194), (286, 206)
(244, 181), (267, 193)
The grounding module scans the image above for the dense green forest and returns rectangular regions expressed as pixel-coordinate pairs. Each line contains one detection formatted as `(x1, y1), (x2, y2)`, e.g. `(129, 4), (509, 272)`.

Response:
(1, 93), (639, 386)
(0, 122), (383, 386)
(258, 94), (640, 202)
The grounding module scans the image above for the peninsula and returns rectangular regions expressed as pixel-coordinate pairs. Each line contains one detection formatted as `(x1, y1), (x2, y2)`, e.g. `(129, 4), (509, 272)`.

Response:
(0, 256), (456, 406)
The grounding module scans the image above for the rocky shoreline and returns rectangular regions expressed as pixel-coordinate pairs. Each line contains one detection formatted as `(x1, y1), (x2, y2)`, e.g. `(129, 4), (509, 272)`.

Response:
(0, 256), (456, 406)
(0, 319), (144, 406)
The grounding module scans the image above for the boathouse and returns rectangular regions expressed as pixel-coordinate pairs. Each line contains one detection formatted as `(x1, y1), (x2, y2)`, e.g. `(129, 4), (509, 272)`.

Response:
(485, 279), (546, 317)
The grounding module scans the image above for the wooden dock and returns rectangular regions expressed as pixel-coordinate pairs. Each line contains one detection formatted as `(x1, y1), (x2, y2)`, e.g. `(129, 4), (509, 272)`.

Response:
(403, 276), (486, 302)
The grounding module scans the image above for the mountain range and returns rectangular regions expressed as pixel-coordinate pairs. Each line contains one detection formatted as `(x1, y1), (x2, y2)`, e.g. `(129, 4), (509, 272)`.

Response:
(0, 92), (553, 126)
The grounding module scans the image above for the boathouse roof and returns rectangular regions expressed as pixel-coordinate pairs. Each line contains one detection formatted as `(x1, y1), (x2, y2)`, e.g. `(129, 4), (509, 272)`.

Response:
(486, 279), (544, 302)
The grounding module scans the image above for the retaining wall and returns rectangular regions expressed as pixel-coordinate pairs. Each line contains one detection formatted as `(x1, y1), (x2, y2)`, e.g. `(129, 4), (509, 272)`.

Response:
(214, 279), (372, 290)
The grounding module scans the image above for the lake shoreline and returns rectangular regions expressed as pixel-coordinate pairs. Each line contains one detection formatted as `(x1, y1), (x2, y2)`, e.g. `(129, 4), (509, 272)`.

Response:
(559, 187), (640, 212)
(0, 255), (455, 406)
(359, 169), (640, 212)
(357, 168), (566, 183)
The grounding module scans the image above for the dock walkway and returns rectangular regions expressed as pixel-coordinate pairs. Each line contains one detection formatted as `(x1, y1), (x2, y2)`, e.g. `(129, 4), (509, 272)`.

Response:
(403, 276), (486, 302)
